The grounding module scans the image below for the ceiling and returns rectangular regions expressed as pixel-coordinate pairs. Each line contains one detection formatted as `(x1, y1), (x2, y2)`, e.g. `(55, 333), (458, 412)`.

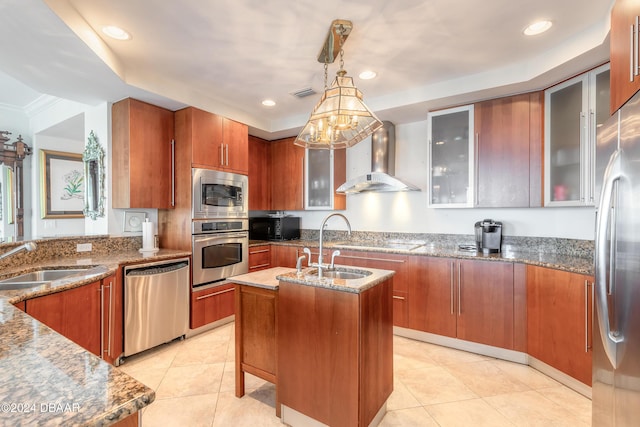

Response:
(0, 0), (612, 140)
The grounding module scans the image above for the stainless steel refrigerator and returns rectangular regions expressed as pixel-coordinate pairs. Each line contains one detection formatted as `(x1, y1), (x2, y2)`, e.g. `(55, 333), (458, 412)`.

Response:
(594, 90), (640, 426)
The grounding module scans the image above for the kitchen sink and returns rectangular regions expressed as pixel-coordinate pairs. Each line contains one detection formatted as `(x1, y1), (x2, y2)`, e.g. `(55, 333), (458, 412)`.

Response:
(306, 268), (372, 280)
(0, 268), (89, 290)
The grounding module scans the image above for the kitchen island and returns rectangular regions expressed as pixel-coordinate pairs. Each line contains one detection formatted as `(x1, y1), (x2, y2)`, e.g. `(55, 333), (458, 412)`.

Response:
(231, 266), (395, 427)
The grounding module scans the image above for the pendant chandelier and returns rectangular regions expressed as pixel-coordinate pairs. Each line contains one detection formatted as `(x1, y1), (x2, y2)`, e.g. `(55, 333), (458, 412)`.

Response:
(295, 20), (383, 150)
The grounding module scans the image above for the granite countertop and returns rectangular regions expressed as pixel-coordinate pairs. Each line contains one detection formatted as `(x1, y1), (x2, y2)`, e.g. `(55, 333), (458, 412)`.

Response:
(251, 239), (594, 276)
(231, 266), (395, 294)
(0, 248), (190, 426)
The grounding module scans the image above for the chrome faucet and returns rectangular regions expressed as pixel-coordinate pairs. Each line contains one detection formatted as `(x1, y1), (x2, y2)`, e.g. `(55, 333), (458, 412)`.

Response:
(312, 213), (352, 274)
(0, 242), (37, 261)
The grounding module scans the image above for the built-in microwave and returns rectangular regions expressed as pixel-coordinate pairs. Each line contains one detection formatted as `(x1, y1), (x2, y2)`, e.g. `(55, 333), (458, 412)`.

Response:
(192, 168), (248, 219)
(249, 216), (301, 241)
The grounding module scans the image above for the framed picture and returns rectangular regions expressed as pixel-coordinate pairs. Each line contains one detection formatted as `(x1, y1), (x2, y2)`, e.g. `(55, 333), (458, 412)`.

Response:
(40, 149), (84, 218)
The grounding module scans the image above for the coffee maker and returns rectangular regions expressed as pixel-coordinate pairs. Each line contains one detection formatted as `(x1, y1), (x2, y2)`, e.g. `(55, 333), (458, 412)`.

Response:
(474, 219), (503, 253)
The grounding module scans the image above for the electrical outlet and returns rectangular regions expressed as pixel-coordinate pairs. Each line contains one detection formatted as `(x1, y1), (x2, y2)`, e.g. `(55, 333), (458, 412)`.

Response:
(76, 243), (92, 252)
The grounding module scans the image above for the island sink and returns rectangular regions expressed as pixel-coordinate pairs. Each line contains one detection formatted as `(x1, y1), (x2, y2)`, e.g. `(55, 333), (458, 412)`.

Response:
(305, 267), (372, 280)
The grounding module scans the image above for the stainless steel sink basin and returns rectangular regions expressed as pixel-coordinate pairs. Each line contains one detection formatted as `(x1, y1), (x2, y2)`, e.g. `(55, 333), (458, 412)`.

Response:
(0, 268), (89, 290)
(307, 268), (372, 280)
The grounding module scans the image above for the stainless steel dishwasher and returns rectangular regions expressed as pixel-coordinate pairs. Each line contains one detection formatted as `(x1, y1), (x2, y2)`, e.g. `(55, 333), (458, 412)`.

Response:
(124, 257), (190, 357)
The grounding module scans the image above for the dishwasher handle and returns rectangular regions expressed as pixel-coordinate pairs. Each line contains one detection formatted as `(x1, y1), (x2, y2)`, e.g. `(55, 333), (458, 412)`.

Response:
(126, 261), (189, 277)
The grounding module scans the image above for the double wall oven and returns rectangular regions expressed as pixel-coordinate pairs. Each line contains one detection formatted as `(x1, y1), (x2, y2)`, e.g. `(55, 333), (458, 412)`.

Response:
(192, 168), (249, 289)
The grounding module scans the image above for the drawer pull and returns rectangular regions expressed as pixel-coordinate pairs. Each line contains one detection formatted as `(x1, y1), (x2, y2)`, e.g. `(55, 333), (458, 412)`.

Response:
(250, 249), (270, 254)
(196, 287), (234, 300)
(250, 263), (271, 270)
(392, 295), (405, 300)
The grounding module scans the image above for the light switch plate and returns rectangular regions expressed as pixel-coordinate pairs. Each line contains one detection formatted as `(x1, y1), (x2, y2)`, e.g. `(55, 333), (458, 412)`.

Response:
(76, 243), (92, 252)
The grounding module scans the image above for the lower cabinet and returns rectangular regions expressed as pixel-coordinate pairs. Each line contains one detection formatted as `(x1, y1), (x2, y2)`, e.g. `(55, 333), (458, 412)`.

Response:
(249, 245), (271, 272)
(26, 281), (102, 356)
(333, 250), (409, 328)
(270, 244), (301, 268)
(408, 257), (516, 349)
(527, 265), (593, 385)
(190, 283), (235, 329)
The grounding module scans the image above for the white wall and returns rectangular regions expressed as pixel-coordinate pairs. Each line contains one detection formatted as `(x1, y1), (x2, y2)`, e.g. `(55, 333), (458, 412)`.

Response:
(292, 120), (596, 240)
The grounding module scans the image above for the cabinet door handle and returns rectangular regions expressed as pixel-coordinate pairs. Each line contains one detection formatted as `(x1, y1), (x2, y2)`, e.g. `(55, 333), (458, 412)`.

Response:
(225, 144), (229, 166)
(392, 295), (405, 301)
(589, 110), (595, 204)
(585, 279), (591, 352)
(450, 261), (454, 315)
(631, 23), (636, 82)
(170, 139), (175, 207)
(579, 112), (586, 202)
(106, 283), (113, 357)
(196, 287), (234, 300)
(457, 262), (462, 316)
(219, 143), (224, 166)
(301, 155), (305, 209)
(635, 16), (639, 77)
(474, 132), (479, 206)
(100, 285), (104, 357)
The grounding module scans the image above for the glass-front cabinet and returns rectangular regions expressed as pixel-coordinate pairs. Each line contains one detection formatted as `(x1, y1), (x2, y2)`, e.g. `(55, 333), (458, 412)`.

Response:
(544, 63), (610, 206)
(305, 149), (335, 209)
(428, 105), (474, 207)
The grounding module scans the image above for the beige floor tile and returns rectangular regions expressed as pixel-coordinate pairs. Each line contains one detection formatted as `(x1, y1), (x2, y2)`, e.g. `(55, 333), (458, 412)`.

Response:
(386, 377), (422, 411)
(443, 360), (531, 397)
(119, 339), (182, 370)
(426, 398), (514, 427)
(538, 386), (592, 424)
(118, 365), (168, 391)
(155, 362), (225, 399)
(212, 388), (281, 427)
(425, 344), (494, 366)
(142, 393), (218, 427)
(219, 363), (270, 394)
(379, 407), (439, 426)
(490, 359), (560, 390)
(485, 390), (590, 426)
(171, 338), (230, 366)
(396, 366), (478, 405)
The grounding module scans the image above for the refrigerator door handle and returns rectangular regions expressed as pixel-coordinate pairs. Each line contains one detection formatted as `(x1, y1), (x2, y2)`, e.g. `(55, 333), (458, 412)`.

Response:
(595, 148), (624, 368)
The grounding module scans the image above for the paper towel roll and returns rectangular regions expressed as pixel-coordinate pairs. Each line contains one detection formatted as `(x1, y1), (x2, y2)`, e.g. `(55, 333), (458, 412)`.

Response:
(142, 219), (155, 250)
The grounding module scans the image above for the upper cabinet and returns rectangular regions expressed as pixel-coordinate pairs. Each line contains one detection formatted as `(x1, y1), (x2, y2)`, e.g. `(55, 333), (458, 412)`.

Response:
(544, 64), (610, 207)
(428, 93), (543, 208)
(428, 105), (474, 207)
(610, 0), (640, 113)
(304, 149), (346, 210)
(112, 98), (175, 209)
(248, 135), (271, 210)
(180, 107), (248, 174)
(475, 92), (543, 207)
(269, 137), (305, 211)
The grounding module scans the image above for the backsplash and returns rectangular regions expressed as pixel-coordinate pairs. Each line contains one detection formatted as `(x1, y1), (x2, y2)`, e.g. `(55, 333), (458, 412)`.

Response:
(0, 235), (142, 269)
(300, 230), (594, 259)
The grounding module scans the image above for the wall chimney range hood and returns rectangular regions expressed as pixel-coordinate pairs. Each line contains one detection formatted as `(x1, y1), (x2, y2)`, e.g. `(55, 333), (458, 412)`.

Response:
(336, 121), (420, 194)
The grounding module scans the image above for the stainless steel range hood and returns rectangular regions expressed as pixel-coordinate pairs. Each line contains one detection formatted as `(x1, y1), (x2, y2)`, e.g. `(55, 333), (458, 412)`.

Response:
(336, 121), (420, 194)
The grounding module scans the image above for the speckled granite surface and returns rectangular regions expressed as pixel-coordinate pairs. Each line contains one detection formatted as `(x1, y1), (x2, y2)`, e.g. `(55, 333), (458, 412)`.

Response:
(276, 266), (395, 294)
(0, 238), (191, 426)
(253, 230), (595, 276)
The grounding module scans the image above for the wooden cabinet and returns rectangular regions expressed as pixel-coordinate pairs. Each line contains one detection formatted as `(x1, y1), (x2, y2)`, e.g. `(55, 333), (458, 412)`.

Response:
(26, 281), (102, 356)
(112, 98), (175, 209)
(610, 0), (640, 113)
(527, 265), (593, 385)
(544, 64), (610, 206)
(249, 244), (271, 272)
(474, 92), (543, 207)
(190, 283), (235, 329)
(234, 284), (278, 413)
(101, 273), (124, 365)
(269, 137), (305, 211)
(278, 279), (393, 427)
(182, 107), (248, 173)
(270, 244), (301, 268)
(333, 250), (409, 328)
(407, 256), (456, 337)
(13, 300), (25, 311)
(248, 135), (271, 210)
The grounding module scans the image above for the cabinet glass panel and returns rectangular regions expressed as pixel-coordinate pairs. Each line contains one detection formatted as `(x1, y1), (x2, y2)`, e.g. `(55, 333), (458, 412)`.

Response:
(429, 106), (473, 206)
(306, 149), (332, 208)
(548, 80), (584, 203)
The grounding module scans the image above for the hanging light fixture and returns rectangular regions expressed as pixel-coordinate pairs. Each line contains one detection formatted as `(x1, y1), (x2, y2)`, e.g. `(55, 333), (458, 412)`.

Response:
(295, 20), (383, 149)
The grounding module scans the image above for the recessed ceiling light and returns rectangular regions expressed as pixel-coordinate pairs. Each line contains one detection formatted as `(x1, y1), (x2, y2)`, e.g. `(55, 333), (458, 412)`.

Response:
(524, 20), (552, 36)
(102, 25), (131, 41)
(262, 99), (276, 107)
(359, 70), (377, 80)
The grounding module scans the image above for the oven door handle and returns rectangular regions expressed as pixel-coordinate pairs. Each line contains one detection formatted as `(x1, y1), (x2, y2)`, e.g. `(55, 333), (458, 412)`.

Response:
(193, 233), (248, 243)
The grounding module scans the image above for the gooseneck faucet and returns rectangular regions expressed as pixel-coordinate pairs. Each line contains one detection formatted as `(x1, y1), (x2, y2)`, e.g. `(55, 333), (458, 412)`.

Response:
(317, 213), (351, 270)
(0, 242), (37, 261)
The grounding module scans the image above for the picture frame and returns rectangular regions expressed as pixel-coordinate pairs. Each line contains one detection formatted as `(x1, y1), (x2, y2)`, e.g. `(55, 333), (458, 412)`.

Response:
(40, 149), (84, 219)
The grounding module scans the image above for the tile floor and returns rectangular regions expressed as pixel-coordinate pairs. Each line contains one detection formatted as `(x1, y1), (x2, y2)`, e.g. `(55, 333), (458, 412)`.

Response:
(118, 322), (592, 426)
